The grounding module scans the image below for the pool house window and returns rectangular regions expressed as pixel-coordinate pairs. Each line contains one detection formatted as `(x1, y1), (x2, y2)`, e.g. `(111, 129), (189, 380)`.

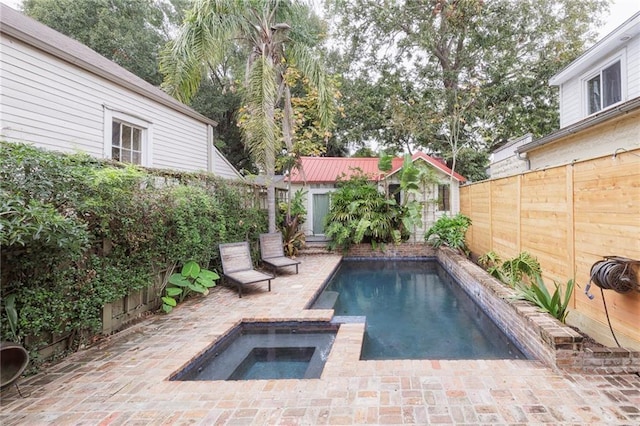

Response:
(437, 184), (450, 212)
(586, 60), (621, 115)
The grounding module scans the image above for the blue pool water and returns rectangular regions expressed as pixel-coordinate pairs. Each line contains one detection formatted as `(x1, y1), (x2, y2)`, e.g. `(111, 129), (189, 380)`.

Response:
(313, 260), (526, 360)
(228, 347), (315, 380)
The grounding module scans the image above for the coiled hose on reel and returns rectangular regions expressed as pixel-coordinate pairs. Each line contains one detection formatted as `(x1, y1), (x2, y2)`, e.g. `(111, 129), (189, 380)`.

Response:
(584, 256), (639, 348)
(585, 256), (638, 296)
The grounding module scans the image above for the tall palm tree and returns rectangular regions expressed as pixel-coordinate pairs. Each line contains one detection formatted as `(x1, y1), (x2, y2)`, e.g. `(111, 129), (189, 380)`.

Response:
(161, 0), (334, 232)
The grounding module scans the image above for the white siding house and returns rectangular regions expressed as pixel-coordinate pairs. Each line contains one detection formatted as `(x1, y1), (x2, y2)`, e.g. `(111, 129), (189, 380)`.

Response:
(0, 4), (242, 179)
(489, 11), (640, 176)
(552, 12), (640, 128)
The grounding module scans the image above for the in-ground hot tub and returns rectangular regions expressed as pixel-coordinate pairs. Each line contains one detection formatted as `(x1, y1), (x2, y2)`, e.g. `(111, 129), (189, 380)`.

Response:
(171, 321), (338, 381)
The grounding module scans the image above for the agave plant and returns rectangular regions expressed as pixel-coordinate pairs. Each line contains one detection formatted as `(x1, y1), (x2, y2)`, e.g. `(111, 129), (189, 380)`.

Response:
(516, 276), (576, 323)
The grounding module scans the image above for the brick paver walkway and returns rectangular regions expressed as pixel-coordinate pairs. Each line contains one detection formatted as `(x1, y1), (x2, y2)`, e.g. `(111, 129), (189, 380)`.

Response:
(1, 254), (639, 425)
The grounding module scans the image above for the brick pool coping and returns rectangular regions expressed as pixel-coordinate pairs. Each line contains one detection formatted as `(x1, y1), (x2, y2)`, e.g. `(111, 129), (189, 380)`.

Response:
(345, 243), (640, 375)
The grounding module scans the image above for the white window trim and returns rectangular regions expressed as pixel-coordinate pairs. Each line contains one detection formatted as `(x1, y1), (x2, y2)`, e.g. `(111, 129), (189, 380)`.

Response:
(103, 107), (153, 166)
(581, 50), (626, 118)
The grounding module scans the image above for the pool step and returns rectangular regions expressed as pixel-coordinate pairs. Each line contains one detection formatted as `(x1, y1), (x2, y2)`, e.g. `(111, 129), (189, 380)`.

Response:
(313, 291), (339, 309)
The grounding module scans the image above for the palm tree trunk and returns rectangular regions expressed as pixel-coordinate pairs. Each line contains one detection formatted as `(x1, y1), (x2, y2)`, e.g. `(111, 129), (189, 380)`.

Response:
(266, 157), (277, 233)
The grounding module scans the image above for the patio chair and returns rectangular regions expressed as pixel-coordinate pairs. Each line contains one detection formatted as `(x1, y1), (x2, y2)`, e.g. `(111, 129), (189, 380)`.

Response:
(219, 241), (274, 298)
(259, 232), (301, 275)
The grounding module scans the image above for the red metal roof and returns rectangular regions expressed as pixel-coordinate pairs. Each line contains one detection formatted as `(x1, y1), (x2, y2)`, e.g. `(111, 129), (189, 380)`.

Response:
(288, 152), (466, 184)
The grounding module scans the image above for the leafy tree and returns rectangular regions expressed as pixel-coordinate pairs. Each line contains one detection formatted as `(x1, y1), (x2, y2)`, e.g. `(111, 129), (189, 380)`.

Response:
(326, 0), (608, 180)
(21, 0), (188, 86)
(161, 0), (336, 233)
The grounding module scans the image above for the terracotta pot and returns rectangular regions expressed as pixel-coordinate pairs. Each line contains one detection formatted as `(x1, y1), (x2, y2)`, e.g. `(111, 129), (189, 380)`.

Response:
(0, 341), (29, 389)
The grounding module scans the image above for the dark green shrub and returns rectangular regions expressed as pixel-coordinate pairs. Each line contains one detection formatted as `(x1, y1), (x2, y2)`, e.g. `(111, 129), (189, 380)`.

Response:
(325, 170), (405, 251)
(0, 141), (265, 364)
(424, 213), (472, 254)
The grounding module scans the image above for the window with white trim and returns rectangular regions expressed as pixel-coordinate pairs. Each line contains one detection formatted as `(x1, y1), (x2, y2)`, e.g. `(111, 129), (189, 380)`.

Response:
(112, 120), (143, 164)
(587, 60), (621, 115)
(103, 108), (152, 166)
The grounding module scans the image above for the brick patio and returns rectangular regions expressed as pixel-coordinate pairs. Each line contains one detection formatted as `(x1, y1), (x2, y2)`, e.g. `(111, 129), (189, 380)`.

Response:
(1, 254), (639, 425)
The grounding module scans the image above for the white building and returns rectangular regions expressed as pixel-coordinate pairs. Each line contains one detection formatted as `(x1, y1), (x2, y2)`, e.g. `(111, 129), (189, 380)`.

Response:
(0, 4), (241, 179)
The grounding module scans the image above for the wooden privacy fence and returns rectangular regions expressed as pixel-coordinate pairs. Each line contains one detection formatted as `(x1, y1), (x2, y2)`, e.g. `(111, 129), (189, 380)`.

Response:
(460, 149), (640, 346)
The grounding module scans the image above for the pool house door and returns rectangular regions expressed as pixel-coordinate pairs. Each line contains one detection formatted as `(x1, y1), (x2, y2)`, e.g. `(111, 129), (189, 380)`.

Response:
(312, 193), (330, 235)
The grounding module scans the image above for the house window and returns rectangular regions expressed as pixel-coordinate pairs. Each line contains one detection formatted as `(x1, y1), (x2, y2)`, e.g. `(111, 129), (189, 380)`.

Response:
(388, 183), (401, 205)
(438, 184), (450, 211)
(103, 108), (152, 166)
(587, 60), (621, 115)
(112, 120), (143, 164)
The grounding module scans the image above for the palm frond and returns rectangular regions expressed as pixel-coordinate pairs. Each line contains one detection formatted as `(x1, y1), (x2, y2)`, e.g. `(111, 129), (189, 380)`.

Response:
(160, 0), (245, 102)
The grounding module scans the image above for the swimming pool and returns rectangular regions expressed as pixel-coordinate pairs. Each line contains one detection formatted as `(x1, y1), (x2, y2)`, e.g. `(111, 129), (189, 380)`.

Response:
(311, 259), (527, 360)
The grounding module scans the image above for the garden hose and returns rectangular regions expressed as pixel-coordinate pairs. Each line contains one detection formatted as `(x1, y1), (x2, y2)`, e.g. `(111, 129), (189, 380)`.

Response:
(584, 256), (640, 348)
(584, 256), (638, 298)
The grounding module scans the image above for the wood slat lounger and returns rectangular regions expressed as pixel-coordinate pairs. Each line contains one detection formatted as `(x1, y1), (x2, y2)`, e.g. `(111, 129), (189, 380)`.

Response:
(259, 232), (301, 275)
(219, 241), (274, 298)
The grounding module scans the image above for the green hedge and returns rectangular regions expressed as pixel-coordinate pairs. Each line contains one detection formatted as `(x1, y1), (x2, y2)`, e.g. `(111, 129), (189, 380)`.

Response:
(0, 142), (266, 362)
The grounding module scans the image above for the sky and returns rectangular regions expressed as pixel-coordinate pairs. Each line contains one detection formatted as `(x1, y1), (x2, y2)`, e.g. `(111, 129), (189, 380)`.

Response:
(1, 0), (638, 39)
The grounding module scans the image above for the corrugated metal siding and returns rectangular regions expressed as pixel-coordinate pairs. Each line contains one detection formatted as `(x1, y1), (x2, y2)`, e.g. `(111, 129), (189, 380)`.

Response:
(290, 157), (382, 183)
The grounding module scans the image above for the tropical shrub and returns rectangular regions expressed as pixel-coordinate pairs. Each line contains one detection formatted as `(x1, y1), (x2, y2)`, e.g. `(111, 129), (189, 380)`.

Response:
(479, 251), (541, 288)
(278, 189), (307, 256)
(424, 213), (472, 254)
(325, 170), (405, 251)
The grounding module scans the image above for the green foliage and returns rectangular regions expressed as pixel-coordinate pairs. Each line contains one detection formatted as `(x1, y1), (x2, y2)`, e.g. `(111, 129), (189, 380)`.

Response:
(325, 170), (406, 251)
(425, 214), (472, 254)
(22, 0), (183, 86)
(3, 294), (18, 342)
(161, 0), (336, 233)
(480, 250), (574, 322)
(326, 0), (608, 179)
(516, 276), (576, 323)
(0, 142), (265, 361)
(278, 189), (307, 257)
(162, 261), (219, 313)
(480, 251), (542, 288)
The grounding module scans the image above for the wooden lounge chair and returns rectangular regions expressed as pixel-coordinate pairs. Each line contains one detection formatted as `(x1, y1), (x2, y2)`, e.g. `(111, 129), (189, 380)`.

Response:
(219, 241), (274, 298)
(259, 232), (301, 275)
